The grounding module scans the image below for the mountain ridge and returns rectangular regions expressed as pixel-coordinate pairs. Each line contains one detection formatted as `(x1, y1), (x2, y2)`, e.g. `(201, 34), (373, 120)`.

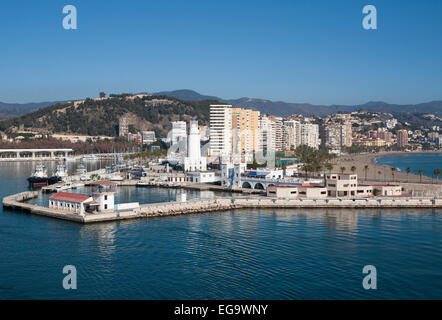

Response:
(1, 89), (442, 119)
(152, 90), (442, 117)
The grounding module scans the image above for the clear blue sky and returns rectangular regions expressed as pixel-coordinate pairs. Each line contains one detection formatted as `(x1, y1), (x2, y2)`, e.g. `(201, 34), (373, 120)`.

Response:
(1, 0), (441, 105)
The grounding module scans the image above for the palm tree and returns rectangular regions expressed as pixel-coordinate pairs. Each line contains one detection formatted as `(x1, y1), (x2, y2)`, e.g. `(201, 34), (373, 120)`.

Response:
(340, 166), (346, 174)
(325, 163), (333, 174)
(315, 165), (323, 177)
(434, 168), (440, 183)
(351, 166), (357, 174)
(391, 167), (396, 182)
(418, 169), (424, 183)
(364, 165), (369, 180)
(406, 167), (411, 182)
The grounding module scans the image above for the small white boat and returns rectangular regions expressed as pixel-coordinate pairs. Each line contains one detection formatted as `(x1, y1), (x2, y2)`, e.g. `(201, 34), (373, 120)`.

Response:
(71, 183), (85, 190)
(82, 155), (99, 161)
(76, 163), (87, 175)
(109, 175), (123, 181)
(80, 175), (91, 181)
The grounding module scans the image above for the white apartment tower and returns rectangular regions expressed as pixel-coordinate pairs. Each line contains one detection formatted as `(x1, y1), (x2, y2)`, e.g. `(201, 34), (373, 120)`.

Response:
(209, 105), (232, 157)
(284, 120), (301, 150)
(301, 123), (320, 149)
(274, 117), (284, 151)
(258, 115), (276, 154)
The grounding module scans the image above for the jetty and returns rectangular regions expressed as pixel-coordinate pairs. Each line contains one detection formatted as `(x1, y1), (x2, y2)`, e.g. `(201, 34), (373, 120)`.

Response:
(3, 190), (442, 224)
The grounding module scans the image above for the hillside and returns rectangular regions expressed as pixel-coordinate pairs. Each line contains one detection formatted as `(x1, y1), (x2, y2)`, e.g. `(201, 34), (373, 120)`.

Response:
(0, 95), (216, 138)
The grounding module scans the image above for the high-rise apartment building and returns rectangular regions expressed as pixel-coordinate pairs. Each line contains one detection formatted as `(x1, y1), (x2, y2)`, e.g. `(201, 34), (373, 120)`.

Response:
(272, 117), (285, 152)
(209, 105), (232, 157)
(323, 122), (352, 152)
(231, 107), (260, 156)
(284, 120), (301, 150)
(301, 123), (320, 149)
(258, 115), (276, 154)
(324, 124), (341, 151)
(397, 129), (408, 147)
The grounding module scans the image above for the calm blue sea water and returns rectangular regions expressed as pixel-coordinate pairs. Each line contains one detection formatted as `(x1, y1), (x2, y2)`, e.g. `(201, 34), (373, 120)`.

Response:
(0, 161), (441, 299)
(375, 153), (442, 178)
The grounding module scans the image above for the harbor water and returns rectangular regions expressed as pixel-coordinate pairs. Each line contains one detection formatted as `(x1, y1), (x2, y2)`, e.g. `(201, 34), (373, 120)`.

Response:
(0, 161), (441, 299)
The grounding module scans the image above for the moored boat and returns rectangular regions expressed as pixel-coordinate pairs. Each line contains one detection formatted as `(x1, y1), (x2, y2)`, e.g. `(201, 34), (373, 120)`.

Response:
(27, 164), (58, 187)
(53, 164), (69, 182)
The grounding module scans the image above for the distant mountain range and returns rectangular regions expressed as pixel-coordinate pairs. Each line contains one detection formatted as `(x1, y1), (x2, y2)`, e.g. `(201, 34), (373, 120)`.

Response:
(1, 89), (442, 120)
(0, 101), (68, 119)
(154, 90), (442, 117)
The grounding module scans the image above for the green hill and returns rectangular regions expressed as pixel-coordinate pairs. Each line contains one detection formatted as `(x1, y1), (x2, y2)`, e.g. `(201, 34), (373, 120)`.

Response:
(0, 95), (217, 138)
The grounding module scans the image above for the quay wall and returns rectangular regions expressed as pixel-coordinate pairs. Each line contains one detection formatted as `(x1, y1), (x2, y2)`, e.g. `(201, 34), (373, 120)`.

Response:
(3, 191), (442, 224)
(136, 197), (442, 219)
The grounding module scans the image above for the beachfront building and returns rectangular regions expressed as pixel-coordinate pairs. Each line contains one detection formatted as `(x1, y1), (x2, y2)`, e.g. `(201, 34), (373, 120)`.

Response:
(326, 173), (358, 197)
(326, 173), (402, 198)
(267, 185), (328, 199)
(372, 185), (402, 196)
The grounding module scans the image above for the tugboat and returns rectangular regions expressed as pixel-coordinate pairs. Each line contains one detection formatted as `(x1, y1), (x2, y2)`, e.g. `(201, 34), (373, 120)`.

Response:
(27, 164), (58, 187)
(52, 163), (69, 182)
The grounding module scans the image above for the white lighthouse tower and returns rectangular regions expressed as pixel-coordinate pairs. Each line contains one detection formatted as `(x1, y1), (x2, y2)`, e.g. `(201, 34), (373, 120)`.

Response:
(183, 120), (207, 172)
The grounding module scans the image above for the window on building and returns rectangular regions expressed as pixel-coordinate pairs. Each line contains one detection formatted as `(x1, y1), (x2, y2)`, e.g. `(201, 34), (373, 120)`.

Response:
(105, 195), (108, 200)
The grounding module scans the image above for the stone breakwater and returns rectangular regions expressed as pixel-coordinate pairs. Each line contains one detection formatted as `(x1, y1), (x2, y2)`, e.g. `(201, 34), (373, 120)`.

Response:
(3, 191), (442, 224)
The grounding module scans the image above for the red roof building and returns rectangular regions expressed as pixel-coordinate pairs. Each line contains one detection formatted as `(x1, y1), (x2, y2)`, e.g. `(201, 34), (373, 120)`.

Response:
(50, 192), (92, 203)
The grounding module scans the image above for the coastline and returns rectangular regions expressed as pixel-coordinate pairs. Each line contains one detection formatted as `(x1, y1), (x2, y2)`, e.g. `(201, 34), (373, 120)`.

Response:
(334, 151), (442, 184)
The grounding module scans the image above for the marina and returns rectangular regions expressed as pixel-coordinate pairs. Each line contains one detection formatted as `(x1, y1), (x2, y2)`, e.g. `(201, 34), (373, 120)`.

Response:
(3, 152), (442, 224)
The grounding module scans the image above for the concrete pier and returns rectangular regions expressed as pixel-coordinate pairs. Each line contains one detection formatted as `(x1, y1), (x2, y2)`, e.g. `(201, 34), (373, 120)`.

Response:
(3, 190), (442, 224)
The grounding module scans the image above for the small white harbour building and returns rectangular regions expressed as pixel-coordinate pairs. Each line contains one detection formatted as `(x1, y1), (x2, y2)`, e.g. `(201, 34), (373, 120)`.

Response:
(49, 191), (115, 215)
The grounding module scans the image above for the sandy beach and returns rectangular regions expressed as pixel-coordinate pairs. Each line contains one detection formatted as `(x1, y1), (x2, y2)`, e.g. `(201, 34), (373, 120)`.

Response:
(332, 151), (442, 184)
